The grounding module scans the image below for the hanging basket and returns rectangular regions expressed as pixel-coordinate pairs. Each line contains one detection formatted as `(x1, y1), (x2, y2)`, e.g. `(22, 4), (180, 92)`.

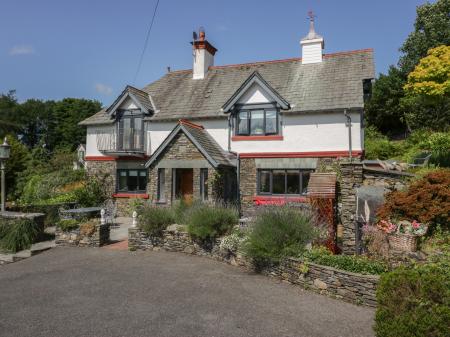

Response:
(388, 233), (418, 252)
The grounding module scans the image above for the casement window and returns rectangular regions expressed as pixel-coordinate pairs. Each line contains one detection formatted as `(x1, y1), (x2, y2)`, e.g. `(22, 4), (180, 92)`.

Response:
(200, 168), (208, 201)
(157, 168), (165, 201)
(258, 169), (312, 195)
(117, 169), (147, 192)
(118, 111), (144, 151)
(236, 108), (278, 136)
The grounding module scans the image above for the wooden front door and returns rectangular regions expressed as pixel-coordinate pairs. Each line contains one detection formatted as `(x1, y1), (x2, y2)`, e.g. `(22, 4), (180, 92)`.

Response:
(175, 169), (193, 201)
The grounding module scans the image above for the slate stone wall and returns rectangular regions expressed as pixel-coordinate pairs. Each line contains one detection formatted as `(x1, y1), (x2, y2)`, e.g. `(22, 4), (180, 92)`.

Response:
(128, 227), (379, 307)
(363, 169), (411, 191)
(239, 158), (257, 217)
(56, 223), (110, 247)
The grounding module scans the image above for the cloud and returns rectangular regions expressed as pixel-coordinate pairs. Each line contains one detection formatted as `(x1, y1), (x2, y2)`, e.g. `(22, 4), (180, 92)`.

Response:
(9, 45), (36, 56)
(95, 83), (113, 95)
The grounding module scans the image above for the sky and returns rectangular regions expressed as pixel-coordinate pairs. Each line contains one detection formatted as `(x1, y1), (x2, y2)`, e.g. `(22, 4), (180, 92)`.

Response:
(0, 0), (430, 106)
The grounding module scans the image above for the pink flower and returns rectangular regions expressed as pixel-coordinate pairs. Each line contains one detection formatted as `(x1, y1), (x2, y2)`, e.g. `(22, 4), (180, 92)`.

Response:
(412, 220), (421, 229)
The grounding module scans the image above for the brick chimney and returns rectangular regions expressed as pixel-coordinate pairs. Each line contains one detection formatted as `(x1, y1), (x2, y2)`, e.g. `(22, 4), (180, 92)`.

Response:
(191, 28), (217, 79)
(300, 12), (324, 64)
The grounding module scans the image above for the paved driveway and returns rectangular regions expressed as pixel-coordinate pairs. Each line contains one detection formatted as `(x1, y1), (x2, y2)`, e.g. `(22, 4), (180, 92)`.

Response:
(0, 247), (375, 337)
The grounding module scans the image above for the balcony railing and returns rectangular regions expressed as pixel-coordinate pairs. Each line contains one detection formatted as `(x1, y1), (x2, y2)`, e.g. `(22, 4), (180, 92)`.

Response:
(96, 129), (144, 154)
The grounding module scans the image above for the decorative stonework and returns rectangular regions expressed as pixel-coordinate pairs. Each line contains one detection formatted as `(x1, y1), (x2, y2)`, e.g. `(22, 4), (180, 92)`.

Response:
(128, 227), (379, 307)
(56, 223), (110, 247)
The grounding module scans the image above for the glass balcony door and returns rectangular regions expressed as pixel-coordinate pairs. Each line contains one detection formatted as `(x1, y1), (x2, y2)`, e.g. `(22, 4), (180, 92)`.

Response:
(118, 112), (143, 152)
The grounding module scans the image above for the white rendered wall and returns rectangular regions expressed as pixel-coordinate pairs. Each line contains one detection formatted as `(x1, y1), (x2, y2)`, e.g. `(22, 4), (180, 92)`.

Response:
(193, 49), (214, 79)
(120, 97), (138, 110)
(237, 83), (272, 104)
(301, 39), (323, 64)
(86, 125), (114, 156)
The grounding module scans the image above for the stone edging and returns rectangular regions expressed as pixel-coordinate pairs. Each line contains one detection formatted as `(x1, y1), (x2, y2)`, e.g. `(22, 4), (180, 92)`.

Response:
(55, 224), (110, 247)
(128, 227), (379, 307)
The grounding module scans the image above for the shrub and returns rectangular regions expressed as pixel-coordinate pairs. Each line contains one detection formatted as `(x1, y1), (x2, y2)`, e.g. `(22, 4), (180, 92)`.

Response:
(138, 206), (174, 236)
(219, 228), (247, 253)
(57, 219), (79, 231)
(375, 263), (450, 337)
(303, 247), (388, 275)
(79, 220), (97, 236)
(377, 169), (450, 231)
(243, 206), (317, 265)
(0, 219), (39, 253)
(365, 126), (404, 160)
(73, 174), (110, 207)
(186, 203), (238, 241)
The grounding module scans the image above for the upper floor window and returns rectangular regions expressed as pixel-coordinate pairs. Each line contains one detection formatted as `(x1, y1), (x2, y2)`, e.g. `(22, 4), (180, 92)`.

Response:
(118, 110), (144, 151)
(236, 107), (278, 136)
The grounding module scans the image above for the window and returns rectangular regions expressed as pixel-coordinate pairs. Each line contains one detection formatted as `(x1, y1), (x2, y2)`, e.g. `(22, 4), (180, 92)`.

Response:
(236, 108), (278, 136)
(200, 168), (208, 201)
(117, 169), (147, 192)
(157, 168), (165, 201)
(118, 111), (144, 151)
(257, 169), (312, 195)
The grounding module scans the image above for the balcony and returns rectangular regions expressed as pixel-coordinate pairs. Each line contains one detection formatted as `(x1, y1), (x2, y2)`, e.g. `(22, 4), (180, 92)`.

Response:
(96, 129), (145, 157)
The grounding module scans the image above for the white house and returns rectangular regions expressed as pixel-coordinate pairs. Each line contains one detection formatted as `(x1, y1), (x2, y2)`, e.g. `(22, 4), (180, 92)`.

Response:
(79, 18), (374, 215)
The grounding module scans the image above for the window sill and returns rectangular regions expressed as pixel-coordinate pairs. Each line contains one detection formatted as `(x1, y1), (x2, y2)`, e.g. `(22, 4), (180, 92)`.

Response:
(253, 195), (307, 205)
(232, 135), (284, 141)
(113, 193), (149, 199)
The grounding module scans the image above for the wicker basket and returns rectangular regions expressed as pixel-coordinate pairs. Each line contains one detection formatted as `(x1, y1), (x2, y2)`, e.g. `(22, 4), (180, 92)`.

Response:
(388, 233), (418, 252)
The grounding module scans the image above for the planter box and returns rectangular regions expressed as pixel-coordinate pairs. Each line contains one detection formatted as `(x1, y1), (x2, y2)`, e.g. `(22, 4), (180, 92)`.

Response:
(388, 233), (417, 252)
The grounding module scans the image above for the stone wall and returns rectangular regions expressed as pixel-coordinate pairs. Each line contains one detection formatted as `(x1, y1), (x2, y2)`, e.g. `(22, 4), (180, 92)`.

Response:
(239, 158), (257, 217)
(56, 223), (110, 247)
(128, 227), (379, 307)
(363, 168), (412, 192)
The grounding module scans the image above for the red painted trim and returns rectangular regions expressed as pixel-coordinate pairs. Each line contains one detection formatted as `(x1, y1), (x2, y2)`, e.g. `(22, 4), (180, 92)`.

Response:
(85, 156), (149, 161)
(232, 135), (284, 141)
(253, 195), (308, 205)
(113, 193), (149, 199)
(239, 150), (363, 159)
(178, 119), (204, 129)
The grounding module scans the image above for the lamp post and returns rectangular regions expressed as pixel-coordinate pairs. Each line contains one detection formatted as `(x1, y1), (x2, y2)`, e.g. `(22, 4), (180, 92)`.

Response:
(0, 137), (11, 213)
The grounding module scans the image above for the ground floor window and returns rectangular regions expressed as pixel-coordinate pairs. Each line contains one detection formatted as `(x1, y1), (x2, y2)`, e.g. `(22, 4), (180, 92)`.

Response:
(258, 169), (311, 195)
(200, 168), (208, 201)
(157, 168), (165, 201)
(117, 169), (147, 192)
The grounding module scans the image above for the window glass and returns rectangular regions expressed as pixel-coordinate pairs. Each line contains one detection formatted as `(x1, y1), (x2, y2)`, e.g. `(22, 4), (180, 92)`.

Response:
(134, 117), (143, 149)
(118, 171), (128, 191)
(200, 168), (208, 201)
(238, 111), (249, 135)
(250, 110), (265, 135)
(259, 170), (271, 193)
(127, 170), (138, 191)
(272, 170), (285, 194)
(301, 171), (311, 195)
(265, 110), (277, 134)
(138, 170), (147, 191)
(157, 168), (165, 201)
(122, 118), (132, 150)
(286, 171), (300, 194)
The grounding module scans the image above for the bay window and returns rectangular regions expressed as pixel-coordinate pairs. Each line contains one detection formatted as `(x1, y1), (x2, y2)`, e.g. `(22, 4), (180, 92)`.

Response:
(236, 107), (279, 136)
(118, 111), (144, 151)
(257, 169), (312, 195)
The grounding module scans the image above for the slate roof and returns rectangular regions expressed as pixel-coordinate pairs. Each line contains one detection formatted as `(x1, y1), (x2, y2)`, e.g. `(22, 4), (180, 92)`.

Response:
(80, 49), (374, 125)
(145, 120), (236, 168)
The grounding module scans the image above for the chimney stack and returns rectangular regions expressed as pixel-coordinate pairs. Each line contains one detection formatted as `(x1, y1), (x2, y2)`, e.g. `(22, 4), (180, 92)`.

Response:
(300, 12), (324, 64)
(191, 28), (217, 79)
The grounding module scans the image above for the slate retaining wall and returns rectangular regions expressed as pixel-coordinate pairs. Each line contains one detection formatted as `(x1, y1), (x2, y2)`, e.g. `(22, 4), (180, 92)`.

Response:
(128, 227), (379, 307)
(56, 223), (110, 247)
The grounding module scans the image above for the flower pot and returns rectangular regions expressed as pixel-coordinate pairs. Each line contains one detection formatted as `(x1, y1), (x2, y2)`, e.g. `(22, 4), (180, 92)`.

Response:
(388, 233), (418, 252)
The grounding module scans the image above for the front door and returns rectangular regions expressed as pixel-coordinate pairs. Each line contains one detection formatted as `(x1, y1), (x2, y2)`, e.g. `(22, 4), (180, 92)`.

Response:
(175, 169), (193, 202)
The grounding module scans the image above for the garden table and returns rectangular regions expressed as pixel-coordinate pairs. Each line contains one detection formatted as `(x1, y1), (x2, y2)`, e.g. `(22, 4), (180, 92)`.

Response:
(60, 207), (102, 220)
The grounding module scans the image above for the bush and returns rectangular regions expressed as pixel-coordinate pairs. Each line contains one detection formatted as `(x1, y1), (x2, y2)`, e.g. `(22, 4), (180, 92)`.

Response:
(303, 247), (388, 275)
(377, 169), (450, 231)
(186, 203), (238, 241)
(243, 206), (317, 265)
(0, 219), (39, 253)
(57, 219), (79, 231)
(73, 174), (110, 207)
(138, 206), (175, 236)
(375, 263), (450, 337)
(365, 126), (404, 160)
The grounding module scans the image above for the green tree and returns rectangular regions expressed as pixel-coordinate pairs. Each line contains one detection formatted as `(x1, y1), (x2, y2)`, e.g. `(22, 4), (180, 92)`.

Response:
(16, 99), (54, 148)
(0, 91), (20, 138)
(4, 135), (29, 199)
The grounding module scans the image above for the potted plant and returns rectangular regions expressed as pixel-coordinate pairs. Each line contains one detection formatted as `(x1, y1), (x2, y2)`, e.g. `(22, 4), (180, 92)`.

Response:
(377, 219), (427, 252)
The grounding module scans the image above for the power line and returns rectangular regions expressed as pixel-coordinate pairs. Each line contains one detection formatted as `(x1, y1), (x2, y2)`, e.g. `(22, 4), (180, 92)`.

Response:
(133, 0), (160, 84)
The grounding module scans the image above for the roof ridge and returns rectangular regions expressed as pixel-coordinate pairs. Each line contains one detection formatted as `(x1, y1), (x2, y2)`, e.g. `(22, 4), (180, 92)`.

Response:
(163, 48), (373, 74)
(178, 119), (204, 129)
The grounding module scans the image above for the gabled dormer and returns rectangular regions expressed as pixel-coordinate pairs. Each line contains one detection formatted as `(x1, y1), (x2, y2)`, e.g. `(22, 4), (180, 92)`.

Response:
(97, 85), (155, 157)
(222, 71), (290, 140)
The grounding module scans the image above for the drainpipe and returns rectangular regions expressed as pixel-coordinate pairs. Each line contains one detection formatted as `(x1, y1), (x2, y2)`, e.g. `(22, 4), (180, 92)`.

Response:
(344, 109), (352, 161)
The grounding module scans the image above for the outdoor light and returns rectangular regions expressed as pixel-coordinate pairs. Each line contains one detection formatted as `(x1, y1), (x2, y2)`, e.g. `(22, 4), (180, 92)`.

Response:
(0, 137), (11, 213)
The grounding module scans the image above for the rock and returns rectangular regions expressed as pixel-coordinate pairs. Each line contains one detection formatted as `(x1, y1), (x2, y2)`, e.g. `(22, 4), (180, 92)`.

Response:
(183, 246), (195, 254)
(313, 279), (328, 290)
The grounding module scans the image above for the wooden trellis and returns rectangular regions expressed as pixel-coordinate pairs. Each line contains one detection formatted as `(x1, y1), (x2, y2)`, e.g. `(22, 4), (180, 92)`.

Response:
(307, 173), (338, 253)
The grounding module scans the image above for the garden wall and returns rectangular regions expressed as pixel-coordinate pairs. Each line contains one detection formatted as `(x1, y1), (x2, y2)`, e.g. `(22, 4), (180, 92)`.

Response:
(128, 227), (379, 307)
(55, 223), (110, 247)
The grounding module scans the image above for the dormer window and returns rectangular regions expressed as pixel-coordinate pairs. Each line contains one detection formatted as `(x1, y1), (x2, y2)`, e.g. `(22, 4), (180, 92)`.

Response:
(236, 106), (278, 136)
(118, 110), (144, 151)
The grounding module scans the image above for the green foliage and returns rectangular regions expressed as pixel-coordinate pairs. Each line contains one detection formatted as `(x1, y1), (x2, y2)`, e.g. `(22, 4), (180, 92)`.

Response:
(243, 206), (317, 265)
(0, 90), (20, 138)
(303, 247), (388, 275)
(0, 219), (39, 253)
(375, 263), (450, 337)
(186, 203), (238, 241)
(57, 219), (79, 232)
(364, 126), (404, 160)
(73, 173), (110, 207)
(4, 135), (29, 199)
(138, 206), (175, 236)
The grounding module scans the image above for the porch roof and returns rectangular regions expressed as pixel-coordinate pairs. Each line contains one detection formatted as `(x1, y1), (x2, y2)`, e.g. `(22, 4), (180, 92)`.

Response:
(145, 120), (236, 169)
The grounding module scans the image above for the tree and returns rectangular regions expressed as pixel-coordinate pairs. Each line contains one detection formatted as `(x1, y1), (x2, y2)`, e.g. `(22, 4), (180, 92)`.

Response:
(402, 45), (450, 131)
(399, 0), (450, 75)
(0, 91), (20, 138)
(4, 135), (29, 199)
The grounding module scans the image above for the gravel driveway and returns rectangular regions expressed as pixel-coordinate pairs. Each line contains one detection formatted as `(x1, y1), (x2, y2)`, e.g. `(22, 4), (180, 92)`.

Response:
(0, 247), (375, 337)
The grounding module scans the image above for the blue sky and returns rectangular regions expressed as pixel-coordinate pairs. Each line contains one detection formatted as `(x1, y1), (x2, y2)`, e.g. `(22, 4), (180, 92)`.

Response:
(0, 0), (429, 106)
